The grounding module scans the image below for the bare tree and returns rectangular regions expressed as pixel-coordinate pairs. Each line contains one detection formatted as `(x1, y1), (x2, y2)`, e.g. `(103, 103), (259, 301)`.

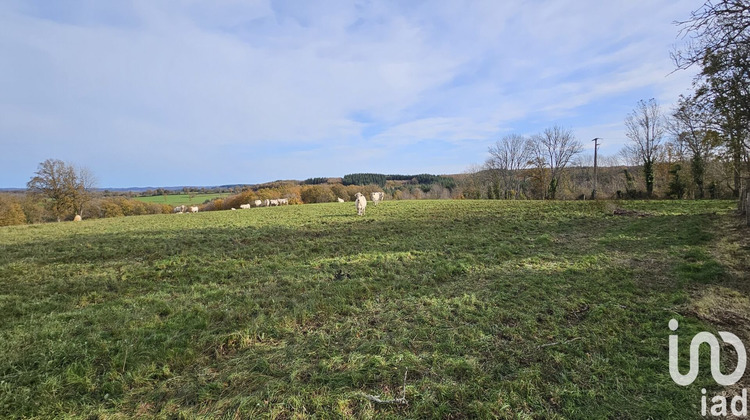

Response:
(668, 95), (720, 198)
(74, 166), (98, 217)
(486, 134), (530, 199)
(625, 99), (665, 197)
(27, 159), (96, 222)
(618, 146), (641, 167)
(456, 164), (486, 199)
(672, 0), (750, 71)
(529, 126), (583, 199)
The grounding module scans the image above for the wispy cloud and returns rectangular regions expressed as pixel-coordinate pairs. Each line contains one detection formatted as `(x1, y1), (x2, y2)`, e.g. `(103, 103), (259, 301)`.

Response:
(0, 0), (701, 187)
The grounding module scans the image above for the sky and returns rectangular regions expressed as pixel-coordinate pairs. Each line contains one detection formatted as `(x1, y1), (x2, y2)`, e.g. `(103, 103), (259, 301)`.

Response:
(0, 0), (702, 188)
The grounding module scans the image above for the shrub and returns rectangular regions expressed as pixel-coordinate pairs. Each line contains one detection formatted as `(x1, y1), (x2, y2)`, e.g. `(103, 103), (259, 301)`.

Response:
(224, 190), (257, 209)
(300, 185), (336, 203)
(100, 200), (124, 218)
(0, 195), (26, 227)
(20, 195), (46, 223)
(667, 164), (687, 199)
(330, 184), (349, 201)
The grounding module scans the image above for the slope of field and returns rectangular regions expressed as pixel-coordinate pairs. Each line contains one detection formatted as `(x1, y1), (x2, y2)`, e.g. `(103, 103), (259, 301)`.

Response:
(133, 193), (230, 206)
(0, 200), (744, 418)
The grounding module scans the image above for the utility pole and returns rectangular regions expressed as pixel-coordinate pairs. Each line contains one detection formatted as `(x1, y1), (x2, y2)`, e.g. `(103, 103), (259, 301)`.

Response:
(592, 138), (600, 199)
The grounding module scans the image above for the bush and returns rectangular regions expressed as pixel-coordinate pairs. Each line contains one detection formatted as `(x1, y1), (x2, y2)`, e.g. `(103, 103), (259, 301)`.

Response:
(224, 190), (257, 209)
(300, 185), (336, 203)
(100, 200), (124, 218)
(93, 197), (171, 218)
(667, 164), (687, 199)
(0, 195), (26, 226)
(330, 184), (349, 201)
(20, 195), (46, 223)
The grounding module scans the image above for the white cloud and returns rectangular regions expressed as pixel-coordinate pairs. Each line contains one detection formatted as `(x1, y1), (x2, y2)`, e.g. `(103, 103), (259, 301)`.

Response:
(0, 0), (703, 186)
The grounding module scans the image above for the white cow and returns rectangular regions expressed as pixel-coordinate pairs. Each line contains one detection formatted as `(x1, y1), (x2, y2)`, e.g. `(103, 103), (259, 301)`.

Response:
(173, 205), (186, 213)
(263, 199), (271, 207)
(190, 206), (199, 213)
(269, 199), (279, 206)
(278, 198), (289, 205)
(355, 192), (367, 216)
(254, 200), (263, 207)
(240, 204), (251, 209)
(337, 197), (345, 203)
(370, 192), (385, 205)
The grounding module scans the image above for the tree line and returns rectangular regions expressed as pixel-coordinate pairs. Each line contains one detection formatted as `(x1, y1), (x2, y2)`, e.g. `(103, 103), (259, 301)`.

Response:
(343, 173), (456, 189)
(464, 99), (741, 202)
(467, 1), (748, 206)
(672, 0), (749, 214)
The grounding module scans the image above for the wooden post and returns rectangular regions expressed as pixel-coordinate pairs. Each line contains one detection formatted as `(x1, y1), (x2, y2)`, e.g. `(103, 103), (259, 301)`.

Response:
(592, 138), (600, 199)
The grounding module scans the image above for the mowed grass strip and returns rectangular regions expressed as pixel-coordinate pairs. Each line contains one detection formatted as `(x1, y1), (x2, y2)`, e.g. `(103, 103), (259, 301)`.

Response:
(0, 200), (740, 418)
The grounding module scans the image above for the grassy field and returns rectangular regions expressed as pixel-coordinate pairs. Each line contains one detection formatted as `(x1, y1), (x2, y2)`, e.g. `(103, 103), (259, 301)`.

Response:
(0, 200), (747, 418)
(133, 193), (230, 207)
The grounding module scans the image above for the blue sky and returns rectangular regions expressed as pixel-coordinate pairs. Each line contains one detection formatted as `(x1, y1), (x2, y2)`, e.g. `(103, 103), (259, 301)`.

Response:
(1, 0), (700, 188)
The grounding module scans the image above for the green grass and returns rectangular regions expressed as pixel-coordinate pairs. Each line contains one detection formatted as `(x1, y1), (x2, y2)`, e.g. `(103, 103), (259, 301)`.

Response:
(133, 193), (230, 206)
(0, 200), (743, 418)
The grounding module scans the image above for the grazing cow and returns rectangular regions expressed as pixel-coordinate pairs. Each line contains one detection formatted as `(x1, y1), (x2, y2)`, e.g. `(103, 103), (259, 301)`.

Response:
(370, 192), (385, 205)
(240, 204), (251, 209)
(263, 199), (270, 207)
(278, 198), (289, 205)
(354, 192), (367, 216)
(190, 206), (199, 213)
(73, 214), (82, 222)
(231, 208), (236, 210)
(254, 200), (262, 207)
(269, 199), (279, 206)
(174, 205), (186, 213)
(337, 197), (345, 203)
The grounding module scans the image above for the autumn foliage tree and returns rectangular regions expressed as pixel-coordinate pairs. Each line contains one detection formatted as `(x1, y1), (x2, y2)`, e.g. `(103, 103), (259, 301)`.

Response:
(0, 195), (26, 227)
(27, 159), (97, 222)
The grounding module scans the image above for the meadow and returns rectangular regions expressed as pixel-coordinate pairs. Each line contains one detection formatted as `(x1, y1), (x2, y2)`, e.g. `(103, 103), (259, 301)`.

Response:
(133, 193), (230, 207)
(0, 199), (747, 418)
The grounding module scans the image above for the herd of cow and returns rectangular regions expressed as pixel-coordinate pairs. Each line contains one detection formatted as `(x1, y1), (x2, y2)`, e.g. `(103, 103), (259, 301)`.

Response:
(173, 192), (385, 215)
(239, 198), (289, 209)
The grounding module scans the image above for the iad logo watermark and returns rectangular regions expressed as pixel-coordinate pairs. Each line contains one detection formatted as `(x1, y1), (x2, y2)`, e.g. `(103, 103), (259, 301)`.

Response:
(669, 319), (748, 417)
